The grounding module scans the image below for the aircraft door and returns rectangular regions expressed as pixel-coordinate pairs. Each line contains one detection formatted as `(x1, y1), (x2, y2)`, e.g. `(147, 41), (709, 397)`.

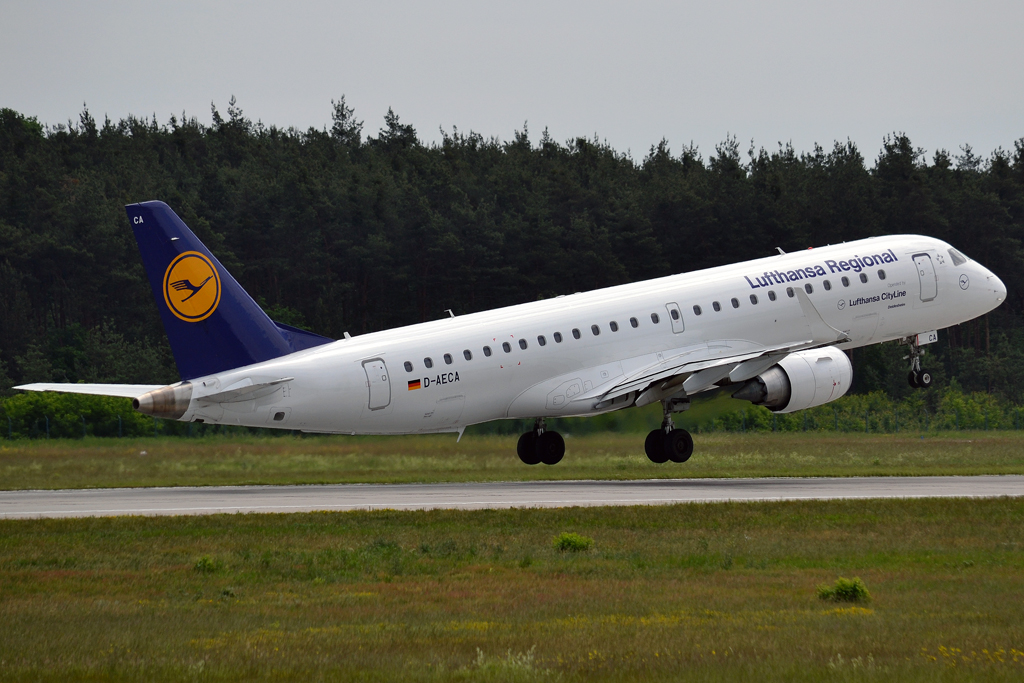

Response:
(913, 253), (937, 302)
(362, 358), (391, 410)
(666, 302), (685, 333)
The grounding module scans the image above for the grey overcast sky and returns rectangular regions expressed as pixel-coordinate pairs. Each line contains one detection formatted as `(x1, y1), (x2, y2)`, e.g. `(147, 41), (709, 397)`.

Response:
(2, 0), (1022, 162)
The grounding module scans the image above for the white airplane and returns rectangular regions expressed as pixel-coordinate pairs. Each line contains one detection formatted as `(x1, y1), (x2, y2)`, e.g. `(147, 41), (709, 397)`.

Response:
(17, 201), (1006, 465)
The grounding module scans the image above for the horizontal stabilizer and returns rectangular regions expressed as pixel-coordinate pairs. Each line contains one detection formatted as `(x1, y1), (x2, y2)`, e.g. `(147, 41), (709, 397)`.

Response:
(14, 383), (163, 398)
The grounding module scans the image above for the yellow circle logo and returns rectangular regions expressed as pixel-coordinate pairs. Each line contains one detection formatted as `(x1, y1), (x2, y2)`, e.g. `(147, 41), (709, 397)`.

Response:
(162, 251), (221, 322)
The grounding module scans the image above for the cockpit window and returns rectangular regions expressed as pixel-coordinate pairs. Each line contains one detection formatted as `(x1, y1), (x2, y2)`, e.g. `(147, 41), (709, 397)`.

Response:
(948, 248), (967, 266)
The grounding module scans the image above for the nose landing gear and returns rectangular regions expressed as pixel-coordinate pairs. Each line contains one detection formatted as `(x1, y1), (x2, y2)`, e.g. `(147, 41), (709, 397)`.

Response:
(644, 398), (694, 464)
(517, 418), (565, 465)
(903, 336), (933, 389)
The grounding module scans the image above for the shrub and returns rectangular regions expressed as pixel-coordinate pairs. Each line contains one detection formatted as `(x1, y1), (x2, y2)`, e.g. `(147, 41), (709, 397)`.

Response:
(552, 532), (594, 553)
(817, 576), (870, 602)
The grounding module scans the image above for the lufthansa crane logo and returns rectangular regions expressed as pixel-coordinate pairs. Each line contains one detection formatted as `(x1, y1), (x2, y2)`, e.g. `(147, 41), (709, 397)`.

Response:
(162, 251), (221, 322)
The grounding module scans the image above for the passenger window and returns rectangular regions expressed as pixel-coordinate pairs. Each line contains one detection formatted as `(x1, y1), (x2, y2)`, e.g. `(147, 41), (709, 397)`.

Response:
(424, 357), (433, 368)
(443, 353), (453, 365)
(609, 321), (619, 332)
(878, 269), (886, 280)
(519, 338), (528, 350)
(731, 298), (740, 308)
(768, 290), (777, 301)
(786, 287), (794, 298)
(859, 273), (868, 284)
(572, 328), (581, 339)
(750, 294), (758, 305)
(629, 317), (639, 328)
(483, 346), (492, 357)
(591, 324), (600, 336)
(537, 335), (546, 346)
(823, 280), (832, 291)
(804, 283), (813, 294)
(712, 301), (721, 312)
(554, 332), (563, 343)
(670, 308), (680, 320)
(948, 248), (967, 266)
(693, 305), (702, 316)
(651, 313), (660, 324)
(841, 276), (850, 287)
(463, 349), (472, 361)
(502, 342), (511, 353)
(404, 361), (413, 372)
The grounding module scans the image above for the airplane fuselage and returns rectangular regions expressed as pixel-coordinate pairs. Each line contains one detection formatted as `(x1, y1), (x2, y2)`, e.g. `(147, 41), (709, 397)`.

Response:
(177, 235), (1005, 434)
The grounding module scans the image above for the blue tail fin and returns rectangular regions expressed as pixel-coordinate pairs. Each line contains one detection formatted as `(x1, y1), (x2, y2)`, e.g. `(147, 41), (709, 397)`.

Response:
(127, 200), (332, 380)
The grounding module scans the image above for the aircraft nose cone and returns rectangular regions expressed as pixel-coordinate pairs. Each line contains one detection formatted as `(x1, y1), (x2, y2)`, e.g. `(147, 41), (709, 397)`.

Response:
(993, 274), (1007, 302)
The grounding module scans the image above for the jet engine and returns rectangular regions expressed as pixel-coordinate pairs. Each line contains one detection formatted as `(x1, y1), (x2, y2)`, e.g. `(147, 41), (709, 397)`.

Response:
(731, 347), (852, 413)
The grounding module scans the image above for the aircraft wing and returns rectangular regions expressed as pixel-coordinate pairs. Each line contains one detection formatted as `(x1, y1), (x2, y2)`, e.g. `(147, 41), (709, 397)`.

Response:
(576, 287), (850, 405)
(14, 383), (164, 398)
(574, 341), (808, 405)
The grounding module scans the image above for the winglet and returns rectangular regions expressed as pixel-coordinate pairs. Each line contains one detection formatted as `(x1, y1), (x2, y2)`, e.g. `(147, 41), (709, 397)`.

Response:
(793, 286), (848, 343)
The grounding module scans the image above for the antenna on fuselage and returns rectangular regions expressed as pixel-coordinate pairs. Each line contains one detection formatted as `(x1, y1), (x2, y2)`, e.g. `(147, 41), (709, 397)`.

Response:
(445, 309), (455, 318)
(776, 247), (786, 255)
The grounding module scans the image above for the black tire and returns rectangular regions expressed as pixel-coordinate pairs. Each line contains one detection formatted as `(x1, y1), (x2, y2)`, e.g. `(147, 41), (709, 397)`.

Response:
(645, 429), (669, 464)
(517, 432), (541, 465)
(917, 370), (933, 388)
(664, 429), (694, 463)
(537, 431), (565, 465)
(908, 371), (920, 388)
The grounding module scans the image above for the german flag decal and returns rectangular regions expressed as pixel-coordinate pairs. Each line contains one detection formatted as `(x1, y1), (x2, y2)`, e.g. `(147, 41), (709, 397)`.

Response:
(407, 379), (421, 391)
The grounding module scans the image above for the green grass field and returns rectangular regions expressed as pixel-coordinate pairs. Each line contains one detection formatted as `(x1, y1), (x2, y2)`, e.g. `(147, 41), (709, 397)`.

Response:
(2, 498), (1022, 681)
(2, 431), (1024, 490)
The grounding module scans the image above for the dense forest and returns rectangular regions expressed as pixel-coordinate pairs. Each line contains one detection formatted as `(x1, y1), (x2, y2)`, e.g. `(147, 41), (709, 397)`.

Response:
(1, 99), (1023, 403)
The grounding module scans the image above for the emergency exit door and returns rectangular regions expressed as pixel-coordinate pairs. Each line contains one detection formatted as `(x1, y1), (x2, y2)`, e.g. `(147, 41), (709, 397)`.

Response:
(913, 253), (937, 302)
(362, 358), (391, 410)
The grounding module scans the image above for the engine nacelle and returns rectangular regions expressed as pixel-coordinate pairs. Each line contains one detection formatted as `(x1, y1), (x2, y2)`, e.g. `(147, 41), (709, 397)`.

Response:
(731, 347), (852, 413)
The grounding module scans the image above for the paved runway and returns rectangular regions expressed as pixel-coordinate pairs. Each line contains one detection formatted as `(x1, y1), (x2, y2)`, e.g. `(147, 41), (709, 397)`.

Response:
(1, 475), (1022, 519)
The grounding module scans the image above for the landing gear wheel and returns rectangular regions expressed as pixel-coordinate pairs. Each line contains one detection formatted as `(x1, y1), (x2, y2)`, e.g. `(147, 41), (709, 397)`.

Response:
(645, 429), (668, 464)
(517, 432), (541, 465)
(537, 431), (565, 465)
(664, 429), (694, 463)
(917, 369), (933, 388)
(908, 371), (920, 388)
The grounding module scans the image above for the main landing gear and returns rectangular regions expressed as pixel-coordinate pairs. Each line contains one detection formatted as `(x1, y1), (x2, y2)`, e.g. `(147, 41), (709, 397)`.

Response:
(903, 336), (933, 389)
(644, 399), (694, 464)
(517, 418), (565, 465)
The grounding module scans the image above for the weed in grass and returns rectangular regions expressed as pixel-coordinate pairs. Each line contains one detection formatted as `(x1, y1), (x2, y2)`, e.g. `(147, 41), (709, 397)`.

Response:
(818, 576), (871, 602)
(553, 532), (593, 553)
(462, 647), (558, 682)
(827, 653), (879, 672)
(193, 555), (220, 573)
(436, 539), (458, 557)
